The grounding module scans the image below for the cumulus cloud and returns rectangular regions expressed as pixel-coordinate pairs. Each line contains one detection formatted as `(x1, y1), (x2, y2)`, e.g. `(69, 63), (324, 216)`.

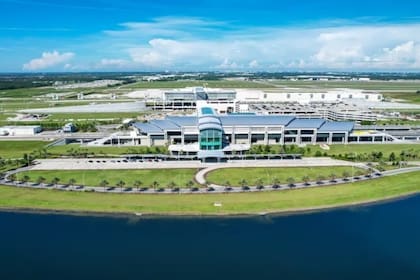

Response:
(103, 19), (420, 70)
(23, 51), (74, 70)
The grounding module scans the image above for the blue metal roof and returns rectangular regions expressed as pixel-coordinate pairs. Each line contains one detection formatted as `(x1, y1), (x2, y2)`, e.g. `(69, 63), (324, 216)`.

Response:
(318, 121), (354, 132)
(149, 119), (180, 130)
(286, 118), (326, 129)
(166, 116), (197, 126)
(219, 115), (295, 126)
(133, 122), (163, 134)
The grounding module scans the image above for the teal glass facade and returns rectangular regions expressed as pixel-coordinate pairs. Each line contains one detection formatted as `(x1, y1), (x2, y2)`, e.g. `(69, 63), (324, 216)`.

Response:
(199, 129), (222, 150)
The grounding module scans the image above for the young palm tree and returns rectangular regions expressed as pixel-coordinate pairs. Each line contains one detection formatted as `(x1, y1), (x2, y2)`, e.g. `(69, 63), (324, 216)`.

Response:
(22, 175), (30, 186)
(167, 181), (176, 191)
(133, 180), (142, 192)
(286, 177), (295, 187)
(36, 176), (46, 186)
(255, 178), (264, 190)
(317, 175), (326, 183)
(272, 177), (280, 187)
(186, 180), (194, 191)
(302, 175), (310, 185)
(68, 178), (76, 189)
(329, 173), (337, 182)
(342, 171), (350, 181)
(9, 174), (16, 182)
(51, 177), (60, 188)
(239, 179), (248, 188)
(151, 181), (160, 191)
(116, 180), (126, 192)
(99, 179), (109, 191)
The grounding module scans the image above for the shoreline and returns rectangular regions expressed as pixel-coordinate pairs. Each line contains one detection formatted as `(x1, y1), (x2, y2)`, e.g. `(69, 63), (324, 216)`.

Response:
(0, 191), (418, 219)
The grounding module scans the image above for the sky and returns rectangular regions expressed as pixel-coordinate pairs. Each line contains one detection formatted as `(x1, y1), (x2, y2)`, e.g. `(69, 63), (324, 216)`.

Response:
(1, 0), (420, 72)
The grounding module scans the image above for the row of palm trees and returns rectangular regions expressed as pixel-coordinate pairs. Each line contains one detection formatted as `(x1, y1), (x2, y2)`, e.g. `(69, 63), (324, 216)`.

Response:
(8, 169), (368, 191)
(229, 170), (366, 188)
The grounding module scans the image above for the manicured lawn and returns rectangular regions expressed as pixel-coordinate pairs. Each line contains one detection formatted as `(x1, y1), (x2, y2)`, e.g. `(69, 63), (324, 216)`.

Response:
(1, 171), (420, 215)
(0, 141), (50, 159)
(18, 169), (198, 188)
(307, 144), (420, 160)
(206, 166), (365, 186)
(47, 144), (168, 156)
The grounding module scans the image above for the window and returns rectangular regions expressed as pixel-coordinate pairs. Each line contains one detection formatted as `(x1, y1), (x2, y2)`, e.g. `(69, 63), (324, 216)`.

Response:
(199, 129), (223, 150)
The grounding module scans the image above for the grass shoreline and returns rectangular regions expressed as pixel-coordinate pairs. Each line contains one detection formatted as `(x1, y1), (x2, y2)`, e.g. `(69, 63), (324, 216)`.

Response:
(0, 191), (417, 218)
(1, 171), (420, 216)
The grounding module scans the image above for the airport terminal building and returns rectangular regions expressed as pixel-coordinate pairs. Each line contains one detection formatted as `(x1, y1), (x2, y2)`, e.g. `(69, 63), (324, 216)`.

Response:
(89, 107), (396, 160)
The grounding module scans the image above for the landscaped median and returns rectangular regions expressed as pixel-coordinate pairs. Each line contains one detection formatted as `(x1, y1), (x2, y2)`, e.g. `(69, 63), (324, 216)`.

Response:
(1, 171), (420, 215)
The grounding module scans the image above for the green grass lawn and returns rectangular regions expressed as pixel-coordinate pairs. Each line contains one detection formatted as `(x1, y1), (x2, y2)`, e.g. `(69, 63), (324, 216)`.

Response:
(47, 144), (168, 156)
(382, 91), (420, 104)
(206, 166), (365, 186)
(0, 141), (50, 159)
(306, 144), (420, 160)
(1, 171), (420, 215)
(18, 169), (198, 188)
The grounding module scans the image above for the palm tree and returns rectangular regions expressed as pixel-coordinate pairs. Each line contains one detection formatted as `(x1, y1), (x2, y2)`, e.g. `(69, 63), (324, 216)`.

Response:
(21, 175), (30, 186)
(317, 175), (326, 184)
(99, 179), (109, 191)
(286, 177), (295, 187)
(342, 171), (350, 181)
(272, 177), (280, 188)
(255, 178), (264, 190)
(68, 178), (76, 189)
(302, 175), (310, 186)
(186, 180), (194, 191)
(239, 179), (248, 188)
(133, 180), (142, 192)
(167, 181), (176, 191)
(224, 180), (231, 187)
(151, 181), (160, 191)
(116, 180), (126, 192)
(8, 174), (16, 183)
(329, 173), (337, 182)
(51, 177), (60, 188)
(36, 176), (46, 186)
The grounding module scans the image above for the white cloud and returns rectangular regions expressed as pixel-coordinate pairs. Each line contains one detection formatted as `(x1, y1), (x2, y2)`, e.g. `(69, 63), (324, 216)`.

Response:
(98, 58), (128, 67)
(107, 19), (420, 70)
(23, 51), (74, 70)
(248, 59), (259, 68)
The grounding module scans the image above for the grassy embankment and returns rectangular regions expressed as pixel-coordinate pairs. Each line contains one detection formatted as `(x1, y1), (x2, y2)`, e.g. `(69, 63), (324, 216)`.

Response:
(1, 171), (420, 215)
(0, 141), (50, 159)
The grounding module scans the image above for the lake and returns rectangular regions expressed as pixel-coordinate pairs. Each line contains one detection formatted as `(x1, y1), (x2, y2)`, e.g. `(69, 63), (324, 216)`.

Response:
(1, 196), (420, 280)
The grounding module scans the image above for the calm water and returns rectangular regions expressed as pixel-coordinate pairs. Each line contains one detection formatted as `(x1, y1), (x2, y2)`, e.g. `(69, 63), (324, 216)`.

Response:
(1, 196), (420, 280)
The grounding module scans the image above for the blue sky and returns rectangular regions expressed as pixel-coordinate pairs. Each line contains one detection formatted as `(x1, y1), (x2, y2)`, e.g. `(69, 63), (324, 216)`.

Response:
(1, 0), (420, 72)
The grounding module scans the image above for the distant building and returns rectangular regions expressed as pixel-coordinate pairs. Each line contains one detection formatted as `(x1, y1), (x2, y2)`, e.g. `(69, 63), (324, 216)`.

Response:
(0, 125), (42, 136)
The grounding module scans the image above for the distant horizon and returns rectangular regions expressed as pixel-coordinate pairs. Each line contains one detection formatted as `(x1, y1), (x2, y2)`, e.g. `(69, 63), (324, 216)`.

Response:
(1, 0), (420, 72)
